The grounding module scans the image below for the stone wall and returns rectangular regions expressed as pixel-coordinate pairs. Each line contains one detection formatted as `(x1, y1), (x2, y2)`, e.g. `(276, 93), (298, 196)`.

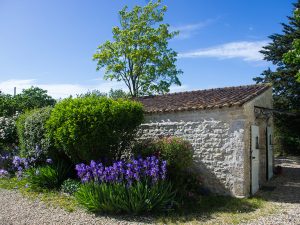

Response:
(138, 107), (247, 197)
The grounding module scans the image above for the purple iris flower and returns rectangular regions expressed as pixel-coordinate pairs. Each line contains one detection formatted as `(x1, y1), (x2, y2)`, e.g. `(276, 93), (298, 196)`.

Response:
(75, 156), (167, 186)
(0, 169), (8, 178)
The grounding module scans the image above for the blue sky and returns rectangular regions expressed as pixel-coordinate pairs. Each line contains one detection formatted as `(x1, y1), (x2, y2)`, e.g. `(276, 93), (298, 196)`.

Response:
(0, 0), (295, 98)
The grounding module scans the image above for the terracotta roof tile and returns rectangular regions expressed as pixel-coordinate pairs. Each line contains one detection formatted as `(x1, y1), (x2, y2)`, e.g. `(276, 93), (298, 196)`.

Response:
(137, 83), (271, 113)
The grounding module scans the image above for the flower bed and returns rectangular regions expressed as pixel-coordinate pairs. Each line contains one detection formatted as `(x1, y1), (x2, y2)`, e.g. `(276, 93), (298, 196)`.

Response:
(74, 156), (175, 214)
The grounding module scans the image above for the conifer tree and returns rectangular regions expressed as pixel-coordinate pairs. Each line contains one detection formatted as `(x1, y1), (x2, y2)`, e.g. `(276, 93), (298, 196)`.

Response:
(254, 1), (300, 154)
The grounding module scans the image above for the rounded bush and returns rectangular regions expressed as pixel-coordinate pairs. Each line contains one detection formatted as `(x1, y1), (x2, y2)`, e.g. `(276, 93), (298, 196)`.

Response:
(46, 96), (144, 163)
(16, 107), (54, 159)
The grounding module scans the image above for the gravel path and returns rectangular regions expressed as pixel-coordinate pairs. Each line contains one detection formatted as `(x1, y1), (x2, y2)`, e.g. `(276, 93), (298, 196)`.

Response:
(1, 156), (300, 225)
(0, 190), (154, 225)
(242, 156), (300, 225)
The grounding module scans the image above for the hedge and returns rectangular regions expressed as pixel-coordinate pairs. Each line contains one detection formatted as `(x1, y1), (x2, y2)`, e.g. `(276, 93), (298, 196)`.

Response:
(46, 96), (144, 163)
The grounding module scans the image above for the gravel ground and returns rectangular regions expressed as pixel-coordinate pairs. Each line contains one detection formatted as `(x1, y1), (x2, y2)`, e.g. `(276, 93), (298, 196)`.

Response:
(241, 156), (300, 225)
(1, 156), (300, 225)
(0, 189), (154, 225)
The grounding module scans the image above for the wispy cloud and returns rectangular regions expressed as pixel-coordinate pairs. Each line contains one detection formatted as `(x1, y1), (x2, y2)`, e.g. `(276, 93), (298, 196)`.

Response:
(178, 40), (268, 61)
(0, 79), (188, 98)
(0, 79), (126, 99)
(170, 19), (216, 39)
(169, 84), (189, 93)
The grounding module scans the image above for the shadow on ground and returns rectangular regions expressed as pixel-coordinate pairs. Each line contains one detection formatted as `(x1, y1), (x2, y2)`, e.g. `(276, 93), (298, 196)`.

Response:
(256, 156), (300, 204)
(91, 195), (264, 224)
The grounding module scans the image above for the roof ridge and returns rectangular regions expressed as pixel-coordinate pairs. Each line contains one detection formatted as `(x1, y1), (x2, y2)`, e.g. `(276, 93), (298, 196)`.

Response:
(137, 83), (272, 113)
(138, 83), (271, 99)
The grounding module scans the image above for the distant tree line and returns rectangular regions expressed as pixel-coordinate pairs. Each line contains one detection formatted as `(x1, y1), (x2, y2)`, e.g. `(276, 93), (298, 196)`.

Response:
(0, 87), (56, 117)
(0, 87), (129, 117)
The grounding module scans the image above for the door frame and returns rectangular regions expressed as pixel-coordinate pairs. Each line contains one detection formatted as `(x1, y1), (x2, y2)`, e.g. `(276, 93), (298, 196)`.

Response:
(266, 126), (273, 180)
(250, 125), (260, 195)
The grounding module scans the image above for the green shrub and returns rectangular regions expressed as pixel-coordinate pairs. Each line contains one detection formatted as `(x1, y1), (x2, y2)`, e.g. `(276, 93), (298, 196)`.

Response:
(75, 180), (176, 214)
(16, 107), (55, 160)
(26, 162), (71, 190)
(61, 179), (81, 195)
(0, 114), (18, 149)
(46, 96), (144, 163)
(132, 137), (200, 200)
(26, 166), (58, 190)
(274, 113), (300, 155)
(132, 137), (194, 174)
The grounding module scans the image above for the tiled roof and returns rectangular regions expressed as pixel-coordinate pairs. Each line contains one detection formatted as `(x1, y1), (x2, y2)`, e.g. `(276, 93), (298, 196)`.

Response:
(137, 84), (271, 113)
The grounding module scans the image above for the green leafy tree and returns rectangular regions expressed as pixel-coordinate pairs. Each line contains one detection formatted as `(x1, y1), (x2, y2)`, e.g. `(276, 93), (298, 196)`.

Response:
(283, 8), (300, 82)
(108, 89), (128, 99)
(77, 90), (107, 98)
(0, 87), (55, 117)
(0, 93), (16, 117)
(93, 0), (182, 97)
(254, 0), (300, 154)
(254, 1), (300, 111)
(78, 89), (128, 99)
(15, 87), (56, 111)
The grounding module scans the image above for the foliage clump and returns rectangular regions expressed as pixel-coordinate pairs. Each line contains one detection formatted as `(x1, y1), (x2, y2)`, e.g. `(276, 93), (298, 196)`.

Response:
(93, 0), (182, 97)
(0, 114), (18, 151)
(76, 181), (175, 214)
(46, 96), (144, 163)
(0, 87), (56, 117)
(132, 137), (202, 200)
(0, 86), (56, 152)
(254, 1), (300, 154)
(16, 107), (54, 160)
(26, 161), (71, 190)
(132, 137), (194, 176)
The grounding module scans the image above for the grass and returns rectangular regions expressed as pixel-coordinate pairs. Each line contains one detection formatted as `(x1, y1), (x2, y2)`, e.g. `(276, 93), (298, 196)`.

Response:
(156, 195), (277, 225)
(0, 177), (78, 212)
(0, 177), (277, 224)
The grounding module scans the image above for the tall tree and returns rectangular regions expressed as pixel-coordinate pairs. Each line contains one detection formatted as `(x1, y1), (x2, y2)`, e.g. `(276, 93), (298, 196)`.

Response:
(93, 0), (182, 97)
(254, 0), (300, 154)
(283, 8), (300, 82)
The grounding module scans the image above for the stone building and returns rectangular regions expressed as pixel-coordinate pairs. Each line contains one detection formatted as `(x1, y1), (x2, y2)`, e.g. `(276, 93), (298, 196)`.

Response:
(137, 84), (274, 197)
